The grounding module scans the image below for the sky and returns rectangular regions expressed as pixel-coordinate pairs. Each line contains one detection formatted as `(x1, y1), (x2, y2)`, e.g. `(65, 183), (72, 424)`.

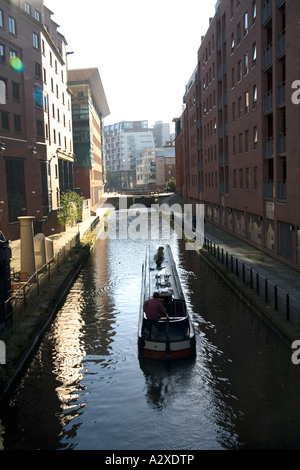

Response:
(45, 0), (217, 132)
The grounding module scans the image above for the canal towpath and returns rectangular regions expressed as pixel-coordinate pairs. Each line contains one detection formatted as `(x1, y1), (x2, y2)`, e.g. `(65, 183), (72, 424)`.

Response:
(202, 220), (300, 341)
(9, 214), (99, 274)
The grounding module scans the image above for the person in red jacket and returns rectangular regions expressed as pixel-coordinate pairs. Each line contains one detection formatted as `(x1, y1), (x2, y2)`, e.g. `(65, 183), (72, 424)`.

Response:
(143, 292), (165, 321)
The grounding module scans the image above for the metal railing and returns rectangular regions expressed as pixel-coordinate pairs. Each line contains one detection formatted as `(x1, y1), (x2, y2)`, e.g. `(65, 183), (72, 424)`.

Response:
(202, 236), (300, 330)
(2, 232), (80, 330)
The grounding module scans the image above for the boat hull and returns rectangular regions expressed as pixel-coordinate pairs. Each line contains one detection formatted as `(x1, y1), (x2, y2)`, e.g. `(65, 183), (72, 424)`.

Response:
(138, 337), (196, 360)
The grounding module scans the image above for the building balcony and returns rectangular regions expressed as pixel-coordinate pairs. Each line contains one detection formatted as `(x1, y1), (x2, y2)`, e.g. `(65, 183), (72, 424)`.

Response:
(277, 0), (285, 9)
(262, 44), (273, 71)
(262, 0), (272, 26)
(278, 133), (286, 155)
(263, 90), (273, 115)
(264, 137), (274, 157)
(277, 30), (286, 59)
(277, 82), (286, 108)
(264, 180), (274, 199)
(277, 180), (287, 200)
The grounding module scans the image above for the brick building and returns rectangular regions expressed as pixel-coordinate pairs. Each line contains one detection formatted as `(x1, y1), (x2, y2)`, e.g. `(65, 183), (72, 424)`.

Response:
(0, 0), (74, 240)
(175, 0), (300, 267)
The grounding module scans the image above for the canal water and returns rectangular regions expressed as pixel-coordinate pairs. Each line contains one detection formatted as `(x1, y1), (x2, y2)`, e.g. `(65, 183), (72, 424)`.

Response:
(0, 209), (300, 450)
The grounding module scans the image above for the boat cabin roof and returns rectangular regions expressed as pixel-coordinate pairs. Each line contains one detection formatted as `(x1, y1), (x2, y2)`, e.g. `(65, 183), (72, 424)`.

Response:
(145, 245), (184, 301)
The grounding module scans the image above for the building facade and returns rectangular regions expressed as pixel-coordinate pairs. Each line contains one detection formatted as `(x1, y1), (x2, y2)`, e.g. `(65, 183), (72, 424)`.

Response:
(135, 147), (175, 189)
(151, 121), (171, 148)
(175, 0), (300, 267)
(68, 68), (110, 214)
(0, 0), (74, 240)
(104, 121), (154, 190)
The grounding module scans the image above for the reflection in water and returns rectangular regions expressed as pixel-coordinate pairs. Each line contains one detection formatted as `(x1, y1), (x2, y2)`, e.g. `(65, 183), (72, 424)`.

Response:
(1, 210), (300, 450)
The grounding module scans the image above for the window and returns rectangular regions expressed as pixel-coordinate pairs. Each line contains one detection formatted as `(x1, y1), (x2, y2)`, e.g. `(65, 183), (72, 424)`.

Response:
(245, 91), (249, 113)
(253, 127), (258, 149)
(245, 130), (250, 152)
(35, 10), (41, 22)
(254, 166), (258, 189)
(43, 94), (48, 112)
(6, 158), (26, 222)
(35, 62), (41, 79)
(24, 3), (31, 14)
(239, 169), (243, 189)
(37, 120), (44, 137)
(244, 52), (249, 76)
(34, 87), (43, 107)
(252, 1), (257, 25)
(0, 79), (5, 104)
(238, 60), (242, 82)
(252, 43), (257, 67)
(1, 111), (9, 130)
(233, 169), (237, 188)
(0, 43), (5, 62)
(253, 85), (258, 108)
(33, 32), (39, 49)
(0, 9), (3, 28)
(246, 168), (250, 189)
(9, 17), (16, 35)
(12, 82), (20, 100)
(239, 133), (243, 153)
(244, 12), (248, 37)
(14, 114), (21, 132)
(231, 33), (235, 52)
(9, 50), (17, 63)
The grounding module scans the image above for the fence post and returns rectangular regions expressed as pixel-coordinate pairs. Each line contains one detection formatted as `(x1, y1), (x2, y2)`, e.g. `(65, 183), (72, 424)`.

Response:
(221, 248), (224, 264)
(217, 246), (220, 261)
(242, 263), (245, 283)
(236, 258), (239, 277)
(231, 255), (233, 272)
(274, 285), (278, 310)
(213, 243), (216, 257)
(265, 279), (268, 303)
(250, 268), (253, 289)
(226, 252), (228, 269)
(286, 294), (290, 321)
(256, 272), (259, 295)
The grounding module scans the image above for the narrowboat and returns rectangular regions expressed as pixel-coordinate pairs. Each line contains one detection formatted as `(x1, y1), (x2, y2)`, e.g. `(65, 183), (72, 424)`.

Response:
(138, 245), (196, 360)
